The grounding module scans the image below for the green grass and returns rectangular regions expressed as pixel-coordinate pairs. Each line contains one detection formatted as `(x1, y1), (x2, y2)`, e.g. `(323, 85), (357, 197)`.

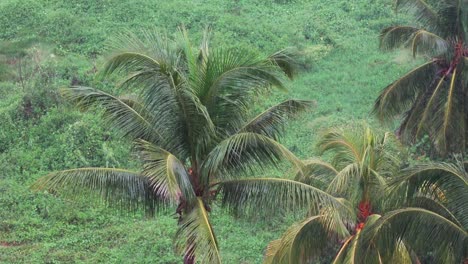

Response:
(0, 0), (420, 263)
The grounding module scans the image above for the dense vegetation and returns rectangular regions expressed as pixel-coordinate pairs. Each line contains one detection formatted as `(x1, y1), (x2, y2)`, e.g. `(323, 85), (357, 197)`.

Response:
(0, 0), (466, 263)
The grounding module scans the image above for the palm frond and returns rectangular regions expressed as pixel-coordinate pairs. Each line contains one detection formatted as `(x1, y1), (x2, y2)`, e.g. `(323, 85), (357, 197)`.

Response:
(175, 198), (221, 264)
(360, 208), (467, 263)
(192, 48), (293, 135)
(134, 140), (196, 204)
(268, 48), (302, 79)
(433, 69), (466, 154)
(265, 215), (346, 264)
(410, 29), (448, 57)
(103, 30), (179, 78)
(395, 0), (442, 33)
(31, 168), (161, 214)
(373, 61), (437, 121)
(61, 86), (163, 143)
(201, 132), (302, 182)
(388, 161), (468, 226)
(293, 158), (338, 186)
(239, 99), (314, 140)
(380, 26), (420, 50)
(215, 178), (354, 219)
(414, 74), (448, 138)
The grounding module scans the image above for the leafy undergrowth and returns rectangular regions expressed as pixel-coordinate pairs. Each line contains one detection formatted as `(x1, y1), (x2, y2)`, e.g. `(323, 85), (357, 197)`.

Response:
(0, 0), (420, 262)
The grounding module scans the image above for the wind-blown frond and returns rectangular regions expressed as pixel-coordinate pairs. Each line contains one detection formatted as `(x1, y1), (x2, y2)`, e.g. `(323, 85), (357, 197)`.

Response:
(202, 132), (302, 181)
(373, 61), (437, 121)
(360, 208), (467, 263)
(31, 168), (160, 214)
(134, 140), (196, 204)
(215, 178), (354, 219)
(239, 99), (314, 140)
(175, 198), (221, 264)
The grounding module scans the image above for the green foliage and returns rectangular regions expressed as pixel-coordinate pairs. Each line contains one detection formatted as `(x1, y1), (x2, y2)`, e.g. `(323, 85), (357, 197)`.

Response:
(0, 0), (432, 263)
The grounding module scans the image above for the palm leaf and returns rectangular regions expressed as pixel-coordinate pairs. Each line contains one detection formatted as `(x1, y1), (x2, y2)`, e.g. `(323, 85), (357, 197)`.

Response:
(134, 140), (196, 204)
(409, 29), (448, 57)
(239, 99), (314, 140)
(433, 69), (466, 153)
(31, 168), (161, 214)
(175, 198), (221, 264)
(265, 215), (346, 264)
(61, 86), (164, 143)
(201, 132), (302, 182)
(380, 26), (420, 51)
(267, 48), (302, 79)
(373, 61), (437, 121)
(293, 158), (338, 187)
(380, 25), (450, 58)
(360, 208), (467, 263)
(394, 0), (442, 33)
(215, 178), (354, 219)
(193, 48), (292, 136)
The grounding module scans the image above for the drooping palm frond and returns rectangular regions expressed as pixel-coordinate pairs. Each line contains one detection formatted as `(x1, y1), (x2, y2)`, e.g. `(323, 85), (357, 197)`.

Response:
(239, 99), (314, 140)
(264, 215), (345, 264)
(431, 68), (466, 153)
(388, 160), (468, 225)
(215, 178), (354, 219)
(267, 48), (302, 79)
(373, 61), (437, 122)
(175, 198), (221, 264)
(360, 208), (467, 263)
(31, 168), (161, 214)
(61, 86), (164, 143)
(134, 140), (196, 204)
(201, 132), (302, 181)
(380, 26), (449, 56)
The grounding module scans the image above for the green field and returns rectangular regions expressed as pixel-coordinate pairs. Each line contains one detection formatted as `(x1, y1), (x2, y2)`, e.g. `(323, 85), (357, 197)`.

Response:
(0, 0), (422, 263)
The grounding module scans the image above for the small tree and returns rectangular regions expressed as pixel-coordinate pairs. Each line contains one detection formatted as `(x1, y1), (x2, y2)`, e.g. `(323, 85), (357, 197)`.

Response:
(32, 29), (349, 263)
(265, 124), (408, 263)
(360, 159), (468, 263)
(374, 0), (468, 155)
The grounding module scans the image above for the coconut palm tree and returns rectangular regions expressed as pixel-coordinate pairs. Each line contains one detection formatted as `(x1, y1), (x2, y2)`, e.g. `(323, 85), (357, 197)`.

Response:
(31, 29), (350, 263)
(374, 0), (468, 155)
(265, 124), (409, 263)
(359, 158), (468, 263)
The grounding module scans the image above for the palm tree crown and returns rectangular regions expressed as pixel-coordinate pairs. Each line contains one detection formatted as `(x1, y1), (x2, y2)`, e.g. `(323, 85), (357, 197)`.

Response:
(32, 29), (351, 263)
(265, 125), (407, 263)
(374, 0), (468, 155)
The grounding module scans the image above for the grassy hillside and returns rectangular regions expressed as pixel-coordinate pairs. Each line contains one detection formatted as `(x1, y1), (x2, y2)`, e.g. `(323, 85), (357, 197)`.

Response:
(0, 0), (418, 263)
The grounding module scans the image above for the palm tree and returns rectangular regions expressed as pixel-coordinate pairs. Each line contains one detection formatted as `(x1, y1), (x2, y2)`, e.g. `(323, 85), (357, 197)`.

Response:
(265, 124), (410, 263)
(359, 158), (468, 263)
(32, 29), (350, 263)
(374, 0), (468, 155)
